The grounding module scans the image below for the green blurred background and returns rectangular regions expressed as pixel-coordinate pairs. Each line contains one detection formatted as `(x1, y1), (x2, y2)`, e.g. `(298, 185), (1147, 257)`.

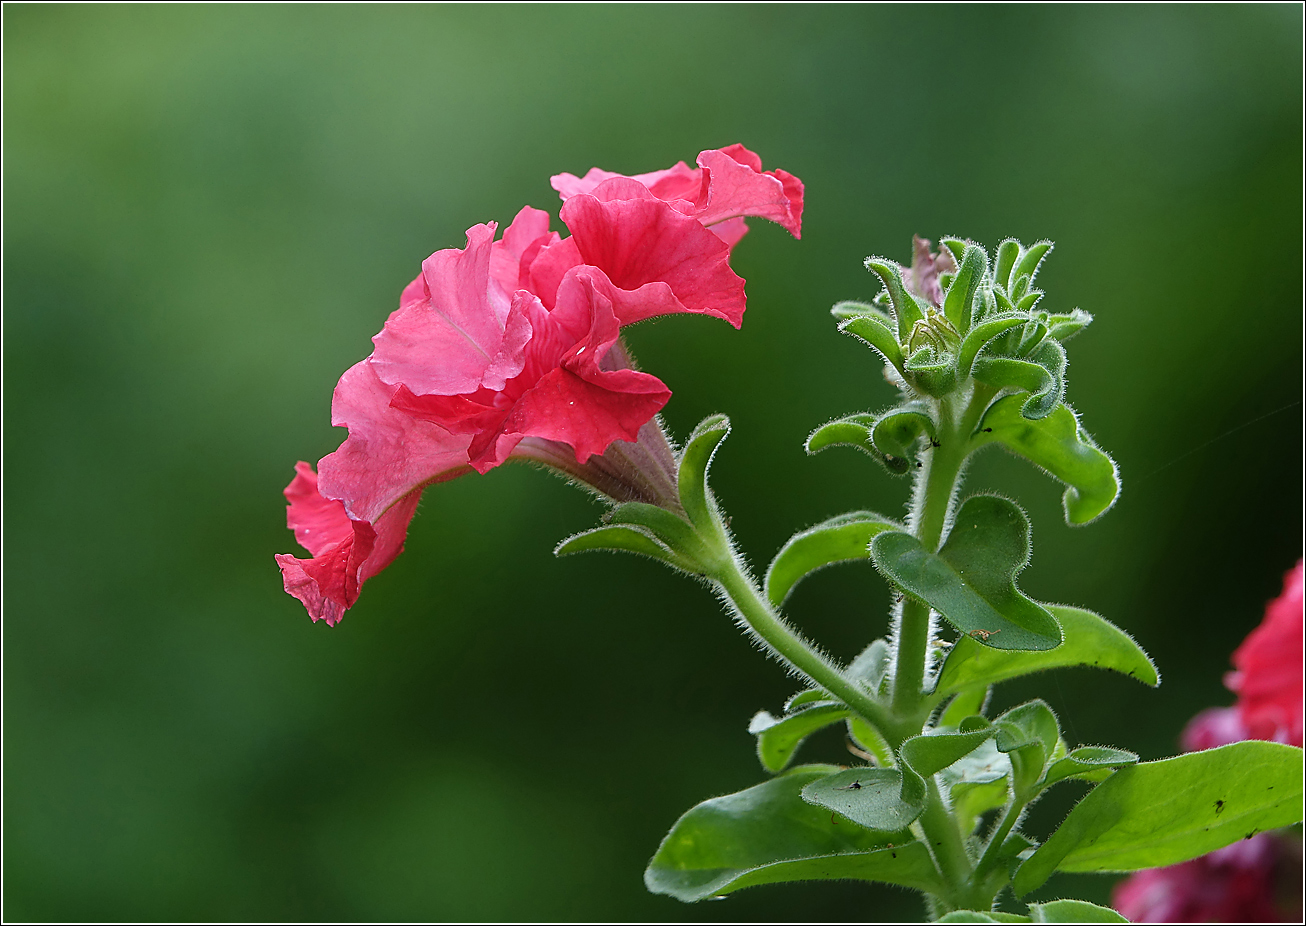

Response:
(4, 4), (1301, 921)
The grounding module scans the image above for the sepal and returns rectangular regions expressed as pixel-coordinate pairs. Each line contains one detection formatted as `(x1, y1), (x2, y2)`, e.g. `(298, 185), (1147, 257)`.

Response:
(554, 523), (696, 572)
(677, 414), (730, 532)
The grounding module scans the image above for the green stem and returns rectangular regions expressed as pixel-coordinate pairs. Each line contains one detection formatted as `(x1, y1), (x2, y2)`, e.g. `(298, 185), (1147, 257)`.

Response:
(973, 796), (1025, 883)
(891, 385), (995, 718)
(712, 555), (896, 737)
(918, 778), (976, 907)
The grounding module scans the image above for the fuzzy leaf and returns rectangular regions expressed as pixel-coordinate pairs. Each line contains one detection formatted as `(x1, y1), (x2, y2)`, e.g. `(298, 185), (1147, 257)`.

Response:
(765, 511), (903, 607)
(871, 496), (1062, 651)
(958, 314), (1028, 378)
(645, 766), (937, 902)
(806, 413), (879, 458)
(871, 403), (938, 462)
(939, 685), (991, 727)
(841, 314), (905, 374)
(976, 397), (1120, 525)
(803, 727), (996, 830)
(831, 300), (894, 326)
(749, 704), (850, 773)
(865, 258), (925, 341)
(607, 502), (706, 559)
(972, 340), (1065, 420)
(554, 525), (693, 571)
(994, 239), (1021, 291)
(1042, 746), (1139, 789)
(1013, 741), (1306, 895)
(931, 605), (1157, 703)
(1045, 309), (1093, 342)
(1029, 900), (1127, 923)
(935, 912), (1015, 923)
(677, 414), (730, 533)
(944, 243), (989, 334)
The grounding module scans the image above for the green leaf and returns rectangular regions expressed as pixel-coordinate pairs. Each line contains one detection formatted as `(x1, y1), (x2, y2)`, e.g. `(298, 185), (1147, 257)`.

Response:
(904, 349), (958, 397)
(1013, 241), (1053, 285)
(786, 688), (835, 711)
(943, 243), (990, 334)
(765, 511), (903, 608)
(831, 299), (894, 326)
(957, 314), (1028, 379)
(749, 704), (850, 773)
(931, 605), (1158, 702)
(865, 258), (925, 341)
(993, 700), (1060, 797)
(848, 638), (891, 688)
(554, 525), (693, 572)
(1029, 900), (1127, 923)
(1042, 746), (1139, 789)
(942, 237), (968, 263)
(976, 397), (1120, 525)
(1045, 309), (1093, 342)
(994, 239), (1021, 291)
(953, 777), (1011, 837)
(607, 502), (706, 559)
(870, 496), (1062, 651)
(940, 737), (1012, 834)
(871, 403), (938, 462)
(677, 414), (730, 533)
(841, 314), (905, 374)
(939, 685), (991, 727)
(935, 913), (1013, 924)
(848, 716), (895, 768)
(806, 412), (879, 459)
(972, 340), (1065, 420)
(803, 727), (996, 830)
(645, 766), (939, 902)
(1013, 741), (1306, 896)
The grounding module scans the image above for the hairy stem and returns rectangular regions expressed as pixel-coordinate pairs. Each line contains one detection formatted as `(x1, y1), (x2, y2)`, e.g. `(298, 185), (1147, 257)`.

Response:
(973, 796), (1025, 883)
(712, 555), (896, 737)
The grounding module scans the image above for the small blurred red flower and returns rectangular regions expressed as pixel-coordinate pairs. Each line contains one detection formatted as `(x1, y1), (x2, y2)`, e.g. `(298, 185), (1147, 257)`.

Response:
(1115, 559), (1304, 922)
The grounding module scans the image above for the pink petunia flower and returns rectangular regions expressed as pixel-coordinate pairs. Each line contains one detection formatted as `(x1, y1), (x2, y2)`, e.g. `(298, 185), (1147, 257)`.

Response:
(1112, 834), (1297, 923)
(1226, 560), (1304, 747)
(277, 146), (804, 623)
(1114, 559), (1305, 921)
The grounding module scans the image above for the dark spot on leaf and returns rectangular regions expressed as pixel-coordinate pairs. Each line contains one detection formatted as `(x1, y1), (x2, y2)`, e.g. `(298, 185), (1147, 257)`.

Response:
(1215, 799), (1224, 815)
(891, 852), (897, 858)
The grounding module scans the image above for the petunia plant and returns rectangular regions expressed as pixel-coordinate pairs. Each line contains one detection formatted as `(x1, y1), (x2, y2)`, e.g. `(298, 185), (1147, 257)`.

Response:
(276, 146), (1303, 921)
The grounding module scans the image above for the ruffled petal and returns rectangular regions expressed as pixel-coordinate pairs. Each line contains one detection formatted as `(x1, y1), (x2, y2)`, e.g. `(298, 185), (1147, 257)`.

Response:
(316, 360), (472, 524)
(501, 272), (671, 461)
(560, 189), (745, 327)
(371, 223), (523, 395)
(694, 145), (804, 237)
(490, 206), (555, 300)
(275, 465), (424, 626)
